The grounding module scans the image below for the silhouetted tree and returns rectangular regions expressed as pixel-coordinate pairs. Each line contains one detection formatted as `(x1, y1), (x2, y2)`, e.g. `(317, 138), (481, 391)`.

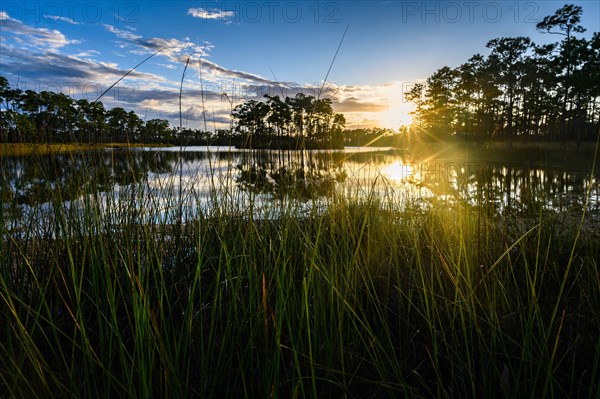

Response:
(265, 94), (292, 140)
(232, 99), (270, 146)
(405, 83), (426, 130)
(144, 119), (171, 143)
(286, 93), (314, 140)
(75, 99), (106, 143)
(405, 4), (598, 144)
(537, 4), (586, 141)
(487, 37), (533, 146)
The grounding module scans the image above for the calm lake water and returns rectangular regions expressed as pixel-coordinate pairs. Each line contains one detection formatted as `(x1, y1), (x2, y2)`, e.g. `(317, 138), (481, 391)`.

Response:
(2, 146), (599, 229)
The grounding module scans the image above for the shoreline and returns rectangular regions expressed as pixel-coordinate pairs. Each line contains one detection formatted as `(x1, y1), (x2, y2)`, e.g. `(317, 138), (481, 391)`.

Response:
(2, 139), (598, 155)
(0, 142), (174, 156)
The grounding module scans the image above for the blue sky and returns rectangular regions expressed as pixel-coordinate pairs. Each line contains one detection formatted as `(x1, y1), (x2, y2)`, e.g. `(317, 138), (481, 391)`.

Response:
(1, 1), (599, 130)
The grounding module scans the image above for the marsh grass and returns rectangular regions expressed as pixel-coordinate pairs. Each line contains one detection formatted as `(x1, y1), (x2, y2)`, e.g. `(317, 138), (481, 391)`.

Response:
(1, 147), (599, 398)
(0, 143), (172, 157)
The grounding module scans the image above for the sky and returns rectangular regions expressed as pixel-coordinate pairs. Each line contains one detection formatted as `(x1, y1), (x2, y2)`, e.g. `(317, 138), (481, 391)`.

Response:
(1, 1), (599, 130)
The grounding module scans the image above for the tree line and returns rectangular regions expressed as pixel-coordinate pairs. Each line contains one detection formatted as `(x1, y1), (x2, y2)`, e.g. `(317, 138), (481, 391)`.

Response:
(0, 76), (349, 148)
(0, 76), (175, 145)
(405, 4), (600, 146)
(231, 93), (346, 149)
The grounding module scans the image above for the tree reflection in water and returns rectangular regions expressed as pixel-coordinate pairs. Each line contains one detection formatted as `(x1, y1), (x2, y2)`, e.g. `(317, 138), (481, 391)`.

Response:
(235, 150), (346, 200)
(1, 147), (598, 224)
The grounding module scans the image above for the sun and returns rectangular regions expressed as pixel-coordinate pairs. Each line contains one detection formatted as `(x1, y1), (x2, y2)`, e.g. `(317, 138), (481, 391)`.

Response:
(379, 105), (413, 129)
(398, 112), (413, 127)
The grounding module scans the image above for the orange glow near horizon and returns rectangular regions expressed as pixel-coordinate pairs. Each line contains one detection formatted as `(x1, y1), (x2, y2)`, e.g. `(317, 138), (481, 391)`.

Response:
(378, 103), (414, 130)
(378, 110), (413, 130)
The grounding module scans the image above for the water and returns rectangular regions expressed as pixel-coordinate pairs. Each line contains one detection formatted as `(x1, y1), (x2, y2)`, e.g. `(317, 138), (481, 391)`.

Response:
(2, 146), (599, 232)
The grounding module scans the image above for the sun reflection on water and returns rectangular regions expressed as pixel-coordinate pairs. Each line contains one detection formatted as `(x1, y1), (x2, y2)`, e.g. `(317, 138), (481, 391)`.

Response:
(381, 160), (417, 184)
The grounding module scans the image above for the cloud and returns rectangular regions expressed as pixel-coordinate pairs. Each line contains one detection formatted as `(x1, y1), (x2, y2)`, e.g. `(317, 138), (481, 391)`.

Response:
(157, 63), (178, 70)
(333, 99), (386, 113)
(139, 99), (163, 109)
(43, 15), (80, 25)
(0, 12), (78, 50)
(199, 58), (276, 85)
(0, 43), (161, 84)
(101, 23), (289, 90)
(151, 105), (231, 127)
(102, 23), (210, 65)
(102, 24), (142, 41)
(74, 50), (101, 58)
(187, 7), (235, 21)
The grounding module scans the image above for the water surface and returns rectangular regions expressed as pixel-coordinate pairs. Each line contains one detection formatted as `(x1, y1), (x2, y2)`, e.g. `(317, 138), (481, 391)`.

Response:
(2, 146), (598, 231)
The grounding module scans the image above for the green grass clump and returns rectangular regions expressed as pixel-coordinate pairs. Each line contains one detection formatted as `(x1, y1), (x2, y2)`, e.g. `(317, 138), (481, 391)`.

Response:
(1, 151), (599, 398)
(0, 143), (172, 157)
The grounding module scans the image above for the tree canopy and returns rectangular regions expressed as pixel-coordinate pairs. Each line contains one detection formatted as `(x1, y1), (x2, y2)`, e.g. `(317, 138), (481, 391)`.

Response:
(405, 4), (599, 145)
(231, 93), (346, 149)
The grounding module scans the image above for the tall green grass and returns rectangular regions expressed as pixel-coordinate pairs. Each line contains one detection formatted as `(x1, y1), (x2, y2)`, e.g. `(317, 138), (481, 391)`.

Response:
(1, 149), (599, 398)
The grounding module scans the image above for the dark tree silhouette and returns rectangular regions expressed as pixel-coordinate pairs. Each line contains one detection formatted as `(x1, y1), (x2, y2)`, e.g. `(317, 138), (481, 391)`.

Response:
(404, 4), (598, 145)
(486, 37), (533, 147)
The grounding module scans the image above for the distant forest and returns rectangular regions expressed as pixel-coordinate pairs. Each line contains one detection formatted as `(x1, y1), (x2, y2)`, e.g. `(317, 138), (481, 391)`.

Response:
(0, 79), (348, 148)
(406, 4), (600, 145)
(0, 4), (598, 148)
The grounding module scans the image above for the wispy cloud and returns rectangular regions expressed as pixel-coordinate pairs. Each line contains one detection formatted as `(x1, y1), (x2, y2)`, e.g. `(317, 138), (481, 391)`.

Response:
(0, 44), (161, 83)
(157, 63), (178, 70)
(43, 15), (80, 25)
(102, 24), (142, 41)
(102, 23), (209, 64)
(101, 22), (284, 89)
(199, 58), (277, 85)
(187, 7), (235, 21)
(0, 12), (79, 50)
(74, 50), (101, 58)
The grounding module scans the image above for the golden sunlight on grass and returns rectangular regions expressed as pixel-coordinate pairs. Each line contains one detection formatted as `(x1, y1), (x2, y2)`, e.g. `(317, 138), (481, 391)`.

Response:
(0, 143), (171, 156)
